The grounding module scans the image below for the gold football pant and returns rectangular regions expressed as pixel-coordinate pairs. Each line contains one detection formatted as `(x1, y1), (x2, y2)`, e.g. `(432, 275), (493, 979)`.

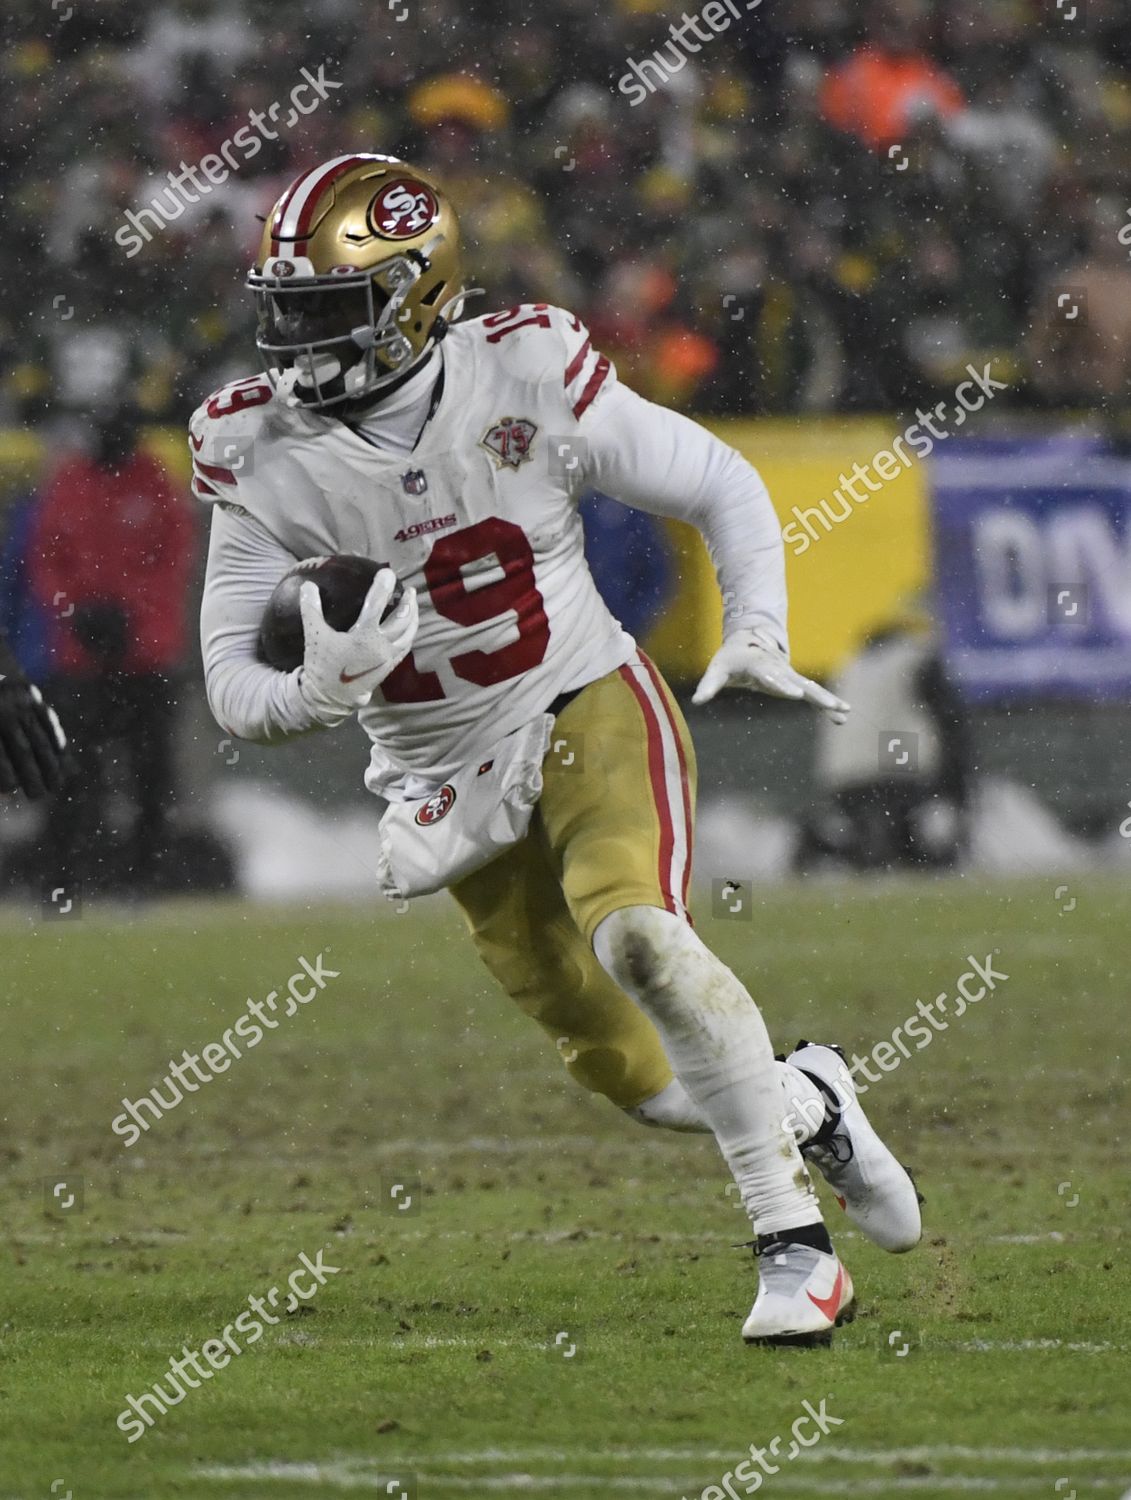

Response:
(449, 653), (696, 1110)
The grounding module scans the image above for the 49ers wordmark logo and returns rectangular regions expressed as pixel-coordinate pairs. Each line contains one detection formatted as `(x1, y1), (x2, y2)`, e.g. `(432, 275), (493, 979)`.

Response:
(480, 416), (538, 471)
(414, 784), (456, 826)
(368, 178), (440, 240)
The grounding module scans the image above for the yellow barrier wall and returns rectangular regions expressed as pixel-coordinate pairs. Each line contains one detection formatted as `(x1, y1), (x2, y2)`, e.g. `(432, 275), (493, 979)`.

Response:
(644, 417), (932, 681)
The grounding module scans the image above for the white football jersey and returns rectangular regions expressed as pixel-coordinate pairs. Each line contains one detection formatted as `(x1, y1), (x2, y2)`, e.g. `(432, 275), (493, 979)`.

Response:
(195, 303), (790, 796)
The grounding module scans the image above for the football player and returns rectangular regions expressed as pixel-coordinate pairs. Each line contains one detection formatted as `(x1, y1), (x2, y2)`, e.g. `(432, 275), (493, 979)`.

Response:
(0, 634), (69, 799)
(195, 155), (921, 1345)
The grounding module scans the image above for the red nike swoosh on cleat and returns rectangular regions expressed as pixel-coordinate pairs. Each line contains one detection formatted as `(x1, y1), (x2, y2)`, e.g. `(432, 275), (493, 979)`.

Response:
(807, 1263), (845, 1322)
(835, 1194), (846, 1210)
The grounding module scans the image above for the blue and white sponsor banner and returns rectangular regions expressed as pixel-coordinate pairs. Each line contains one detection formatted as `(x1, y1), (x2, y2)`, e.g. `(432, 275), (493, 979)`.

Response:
(930, 435), (1131, 702)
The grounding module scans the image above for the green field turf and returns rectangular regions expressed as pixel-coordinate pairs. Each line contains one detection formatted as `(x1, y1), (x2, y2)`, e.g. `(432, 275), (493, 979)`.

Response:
(2, 876), (1129, 1499)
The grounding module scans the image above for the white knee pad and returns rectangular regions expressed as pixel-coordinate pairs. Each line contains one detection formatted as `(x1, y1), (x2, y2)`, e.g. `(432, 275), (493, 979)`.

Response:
(593, 904), (695, 1002)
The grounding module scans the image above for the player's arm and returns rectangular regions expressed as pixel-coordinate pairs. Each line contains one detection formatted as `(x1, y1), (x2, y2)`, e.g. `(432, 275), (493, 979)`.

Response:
(200, 505), (321, 744)
(581, 384), (849, 721)
(200, 505), (417, 743)
(192, 386), (328, 744)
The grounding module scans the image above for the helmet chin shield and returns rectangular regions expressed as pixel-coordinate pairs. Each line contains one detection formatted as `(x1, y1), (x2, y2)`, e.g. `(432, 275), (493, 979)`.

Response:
(249, 254), (428, 408)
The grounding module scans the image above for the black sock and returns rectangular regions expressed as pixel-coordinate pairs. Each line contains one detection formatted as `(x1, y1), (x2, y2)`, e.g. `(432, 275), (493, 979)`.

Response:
(757, 1221), (834, 1257)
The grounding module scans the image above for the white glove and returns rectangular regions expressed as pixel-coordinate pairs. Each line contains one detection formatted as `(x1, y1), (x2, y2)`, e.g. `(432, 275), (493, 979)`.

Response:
(297, 568), (418, 725)
(692, 626), (850, 723)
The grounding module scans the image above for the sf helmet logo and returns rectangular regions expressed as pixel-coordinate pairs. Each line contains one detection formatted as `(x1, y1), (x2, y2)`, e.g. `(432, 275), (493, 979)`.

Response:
(369, 179), (439, 240)
(269, 258), (296, 277)
(415, 785), (456, 826)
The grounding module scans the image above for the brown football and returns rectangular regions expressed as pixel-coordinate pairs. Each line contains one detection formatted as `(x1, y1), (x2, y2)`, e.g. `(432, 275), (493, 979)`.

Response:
(256, 554), (403, 672)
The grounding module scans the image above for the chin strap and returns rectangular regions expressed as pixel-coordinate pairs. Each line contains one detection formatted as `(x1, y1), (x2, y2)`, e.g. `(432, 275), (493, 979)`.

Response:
(438, 285), (484, 325)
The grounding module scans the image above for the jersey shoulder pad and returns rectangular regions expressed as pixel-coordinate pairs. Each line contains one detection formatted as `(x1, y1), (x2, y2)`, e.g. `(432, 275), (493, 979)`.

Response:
(460, 304), (616, 419)
(188, 375), (278, 506)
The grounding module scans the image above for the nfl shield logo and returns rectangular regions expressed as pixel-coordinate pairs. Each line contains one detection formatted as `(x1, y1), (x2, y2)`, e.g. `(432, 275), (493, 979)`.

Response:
(401, 468), (428, 495)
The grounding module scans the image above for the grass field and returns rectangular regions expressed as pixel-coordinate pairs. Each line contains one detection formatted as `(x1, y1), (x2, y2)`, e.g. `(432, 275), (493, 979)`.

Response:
(2, 876), (1129, 1499)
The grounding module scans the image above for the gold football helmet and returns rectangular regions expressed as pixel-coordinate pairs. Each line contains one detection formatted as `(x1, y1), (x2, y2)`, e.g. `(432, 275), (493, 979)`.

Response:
(248, 153), (465, 408)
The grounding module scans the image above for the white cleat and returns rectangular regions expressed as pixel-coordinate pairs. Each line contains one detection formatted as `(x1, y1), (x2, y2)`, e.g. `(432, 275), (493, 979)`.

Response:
(788, 1040), (923, 1254)
(742, 1242), (855, 1347)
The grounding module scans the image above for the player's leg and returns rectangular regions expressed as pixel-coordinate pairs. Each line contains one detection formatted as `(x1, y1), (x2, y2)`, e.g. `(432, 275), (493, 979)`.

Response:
(453, 657), (919, 1300)
(450, 790), (835, 1274)
(450, 810), (821, 1145)
(540, 653), (854, 1343)
(631, 1041), (921, 1254)
(449, 811), (846, 1157)
(449, 819), (677, 1112)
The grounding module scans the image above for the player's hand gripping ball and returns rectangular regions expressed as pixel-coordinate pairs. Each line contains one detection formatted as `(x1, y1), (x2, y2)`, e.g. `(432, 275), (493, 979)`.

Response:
(257, 555), (404, 672)
(257, 555), (417, 725)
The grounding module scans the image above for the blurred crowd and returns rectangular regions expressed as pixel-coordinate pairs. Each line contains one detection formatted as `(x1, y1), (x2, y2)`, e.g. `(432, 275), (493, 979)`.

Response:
(4, 0), (1131, 425)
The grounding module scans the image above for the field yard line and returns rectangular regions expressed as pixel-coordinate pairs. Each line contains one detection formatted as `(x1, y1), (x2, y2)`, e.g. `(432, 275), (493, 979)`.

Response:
(936, 1350), (1116, 1362)
(414, 1335), (523, 1348)
(203, 1444), (1131, 1466)
(989, 1233), (1067, 1244)
(426, 1484), (1121, 1495)
(199, 1465), (1128, 1494)
(421, 1484), (1119, 1495)
(376, 1135), (610, 1154)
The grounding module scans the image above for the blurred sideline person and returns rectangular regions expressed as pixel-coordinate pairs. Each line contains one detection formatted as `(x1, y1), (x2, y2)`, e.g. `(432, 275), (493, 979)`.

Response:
(29, 403), (197, 890)
(1027, 196), (1131, 407)
(797, 610), (971, 872)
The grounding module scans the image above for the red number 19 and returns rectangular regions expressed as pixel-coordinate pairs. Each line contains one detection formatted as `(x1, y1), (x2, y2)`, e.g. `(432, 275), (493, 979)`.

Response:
(380, 517), (550, 703)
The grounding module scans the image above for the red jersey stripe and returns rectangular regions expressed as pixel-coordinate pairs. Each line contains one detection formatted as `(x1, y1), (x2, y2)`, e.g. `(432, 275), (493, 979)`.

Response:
(572, 354), (611, 420)
(194, 458), (237, 486)
(563, 336), (592, 388)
